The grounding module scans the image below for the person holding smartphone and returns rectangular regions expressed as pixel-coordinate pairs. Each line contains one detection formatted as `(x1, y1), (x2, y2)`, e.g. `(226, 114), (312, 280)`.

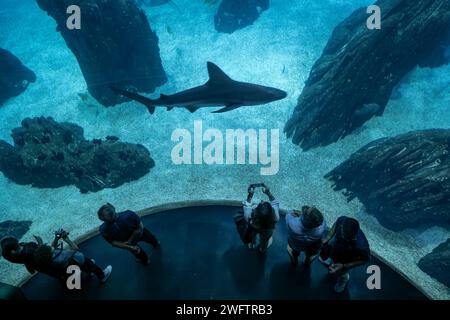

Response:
(319, 216), (370, 293)
(243, 183), (280, 253)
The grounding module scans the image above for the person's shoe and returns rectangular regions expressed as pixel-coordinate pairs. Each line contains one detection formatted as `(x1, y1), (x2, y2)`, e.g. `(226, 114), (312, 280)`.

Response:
(334, 273), (350, 293)
(101, 265), (112, 283)
(287, 245), (298, 266)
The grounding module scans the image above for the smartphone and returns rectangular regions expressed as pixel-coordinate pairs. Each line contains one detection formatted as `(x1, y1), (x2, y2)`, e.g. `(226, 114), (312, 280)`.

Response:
(250, 183), (265, 188)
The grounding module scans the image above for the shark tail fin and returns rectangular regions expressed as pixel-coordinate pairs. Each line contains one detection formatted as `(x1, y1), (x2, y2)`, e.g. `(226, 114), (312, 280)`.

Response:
(110, 86), (157, 114)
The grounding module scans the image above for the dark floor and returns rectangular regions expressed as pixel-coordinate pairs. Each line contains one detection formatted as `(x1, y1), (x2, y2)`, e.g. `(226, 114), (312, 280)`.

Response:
(21, 206), (427, 300)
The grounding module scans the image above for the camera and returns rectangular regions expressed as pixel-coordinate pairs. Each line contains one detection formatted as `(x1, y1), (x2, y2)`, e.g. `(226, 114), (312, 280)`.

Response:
(55, 228), (69, 240)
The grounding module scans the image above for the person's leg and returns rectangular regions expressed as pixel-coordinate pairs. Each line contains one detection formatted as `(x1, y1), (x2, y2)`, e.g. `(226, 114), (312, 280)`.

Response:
(286, 242), (300, 266)
(130, 245), (150, 264)
(304, 241), (322, 266)
(139, 228), (160, 247)
(258, 229), (274, 253)
(80, 257), (106, 280)
(71, 254), (112, 282)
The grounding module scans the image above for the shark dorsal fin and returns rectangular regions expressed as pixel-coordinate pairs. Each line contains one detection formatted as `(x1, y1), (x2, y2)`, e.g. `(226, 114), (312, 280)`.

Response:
(207, 62), (232, 85)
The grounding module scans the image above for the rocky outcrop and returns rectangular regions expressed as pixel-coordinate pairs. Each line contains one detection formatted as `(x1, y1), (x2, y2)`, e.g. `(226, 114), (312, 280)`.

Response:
(285, 0), (450, 150)
(0, 117), (154, 193)
(214, 0), (269, 34)
(418, 239), (450, 288)
(0, 48), (36, 106)
(0, 221), (32, 240)
(36, 0), (167, 106)
(325, 129), (450, 231)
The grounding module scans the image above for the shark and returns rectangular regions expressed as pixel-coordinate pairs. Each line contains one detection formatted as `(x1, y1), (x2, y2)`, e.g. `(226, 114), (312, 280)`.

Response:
(110, 62), (287, 114)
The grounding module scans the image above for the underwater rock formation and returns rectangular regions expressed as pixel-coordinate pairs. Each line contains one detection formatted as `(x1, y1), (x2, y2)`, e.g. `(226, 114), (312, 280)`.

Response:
(418, 239), (450, 288)
(0, 220), (32, 240)
(285, 0), (450, 150)
(325, 129), (450, 231)
(36, 0), (167, 106)
(214, 0), (269, 34)
(0, 48), (36, 106)
(0, 117), (154, 193)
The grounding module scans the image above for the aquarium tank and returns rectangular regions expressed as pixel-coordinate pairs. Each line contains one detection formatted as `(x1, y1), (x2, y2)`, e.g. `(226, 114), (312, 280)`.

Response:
(0, 0), (449, 306)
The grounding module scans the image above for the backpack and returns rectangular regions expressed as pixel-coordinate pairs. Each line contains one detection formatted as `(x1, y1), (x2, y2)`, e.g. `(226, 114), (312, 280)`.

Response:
(233, 213), (256, 244)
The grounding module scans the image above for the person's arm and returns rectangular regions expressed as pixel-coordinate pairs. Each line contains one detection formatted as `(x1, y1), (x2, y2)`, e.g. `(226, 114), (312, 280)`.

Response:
(262, 184), (275, 201)
(25, 264), (36, 275)
(243, 186), (255, 221)
(322, 222), (337, 244)
(262, 184), (280, 221)
(127, 222), (144, 245)
(110, 240), (140, 253)
(63, 237), (79, 251)
(246, 185), (255, 203)
(51, 235), (60, 249)
(329, 258), (369, 274)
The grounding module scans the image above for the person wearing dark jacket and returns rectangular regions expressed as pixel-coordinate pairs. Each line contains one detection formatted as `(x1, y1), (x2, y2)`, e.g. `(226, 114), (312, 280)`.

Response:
(1, 237), (38, 274)
(319, 216), (370, 293)
(97, 203), (160, 265)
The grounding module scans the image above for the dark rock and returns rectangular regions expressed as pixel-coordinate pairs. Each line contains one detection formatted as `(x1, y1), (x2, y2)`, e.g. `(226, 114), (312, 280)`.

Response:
(36, 0), (167, 106)
(418, 239), (450, 288)
(214, 0), (269, 34)
(325, 129), (450, 231)
(285, 0), (450, 150)
(0, 221), (32, 240)
(106, 136), (119, 142)
(0, 117), (155, 193)
(0, 48), (36, 106)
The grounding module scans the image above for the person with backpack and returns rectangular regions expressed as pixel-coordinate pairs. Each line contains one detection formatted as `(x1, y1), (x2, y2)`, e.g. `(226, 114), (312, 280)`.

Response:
(32, 229), (112, 283)
(319, 216), (370, 293)
(243, 183), (280, 253)
(285, 206), (327, 267)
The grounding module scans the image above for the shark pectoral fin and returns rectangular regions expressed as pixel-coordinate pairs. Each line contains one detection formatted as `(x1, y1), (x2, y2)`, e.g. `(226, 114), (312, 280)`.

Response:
(212, 105), (241, 113)
(185, 106), (200, 113)
(147, 106), (156, 114)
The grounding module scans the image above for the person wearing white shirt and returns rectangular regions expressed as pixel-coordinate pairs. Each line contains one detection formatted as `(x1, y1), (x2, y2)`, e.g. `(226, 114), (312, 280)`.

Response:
(285, 206), (327, 267)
